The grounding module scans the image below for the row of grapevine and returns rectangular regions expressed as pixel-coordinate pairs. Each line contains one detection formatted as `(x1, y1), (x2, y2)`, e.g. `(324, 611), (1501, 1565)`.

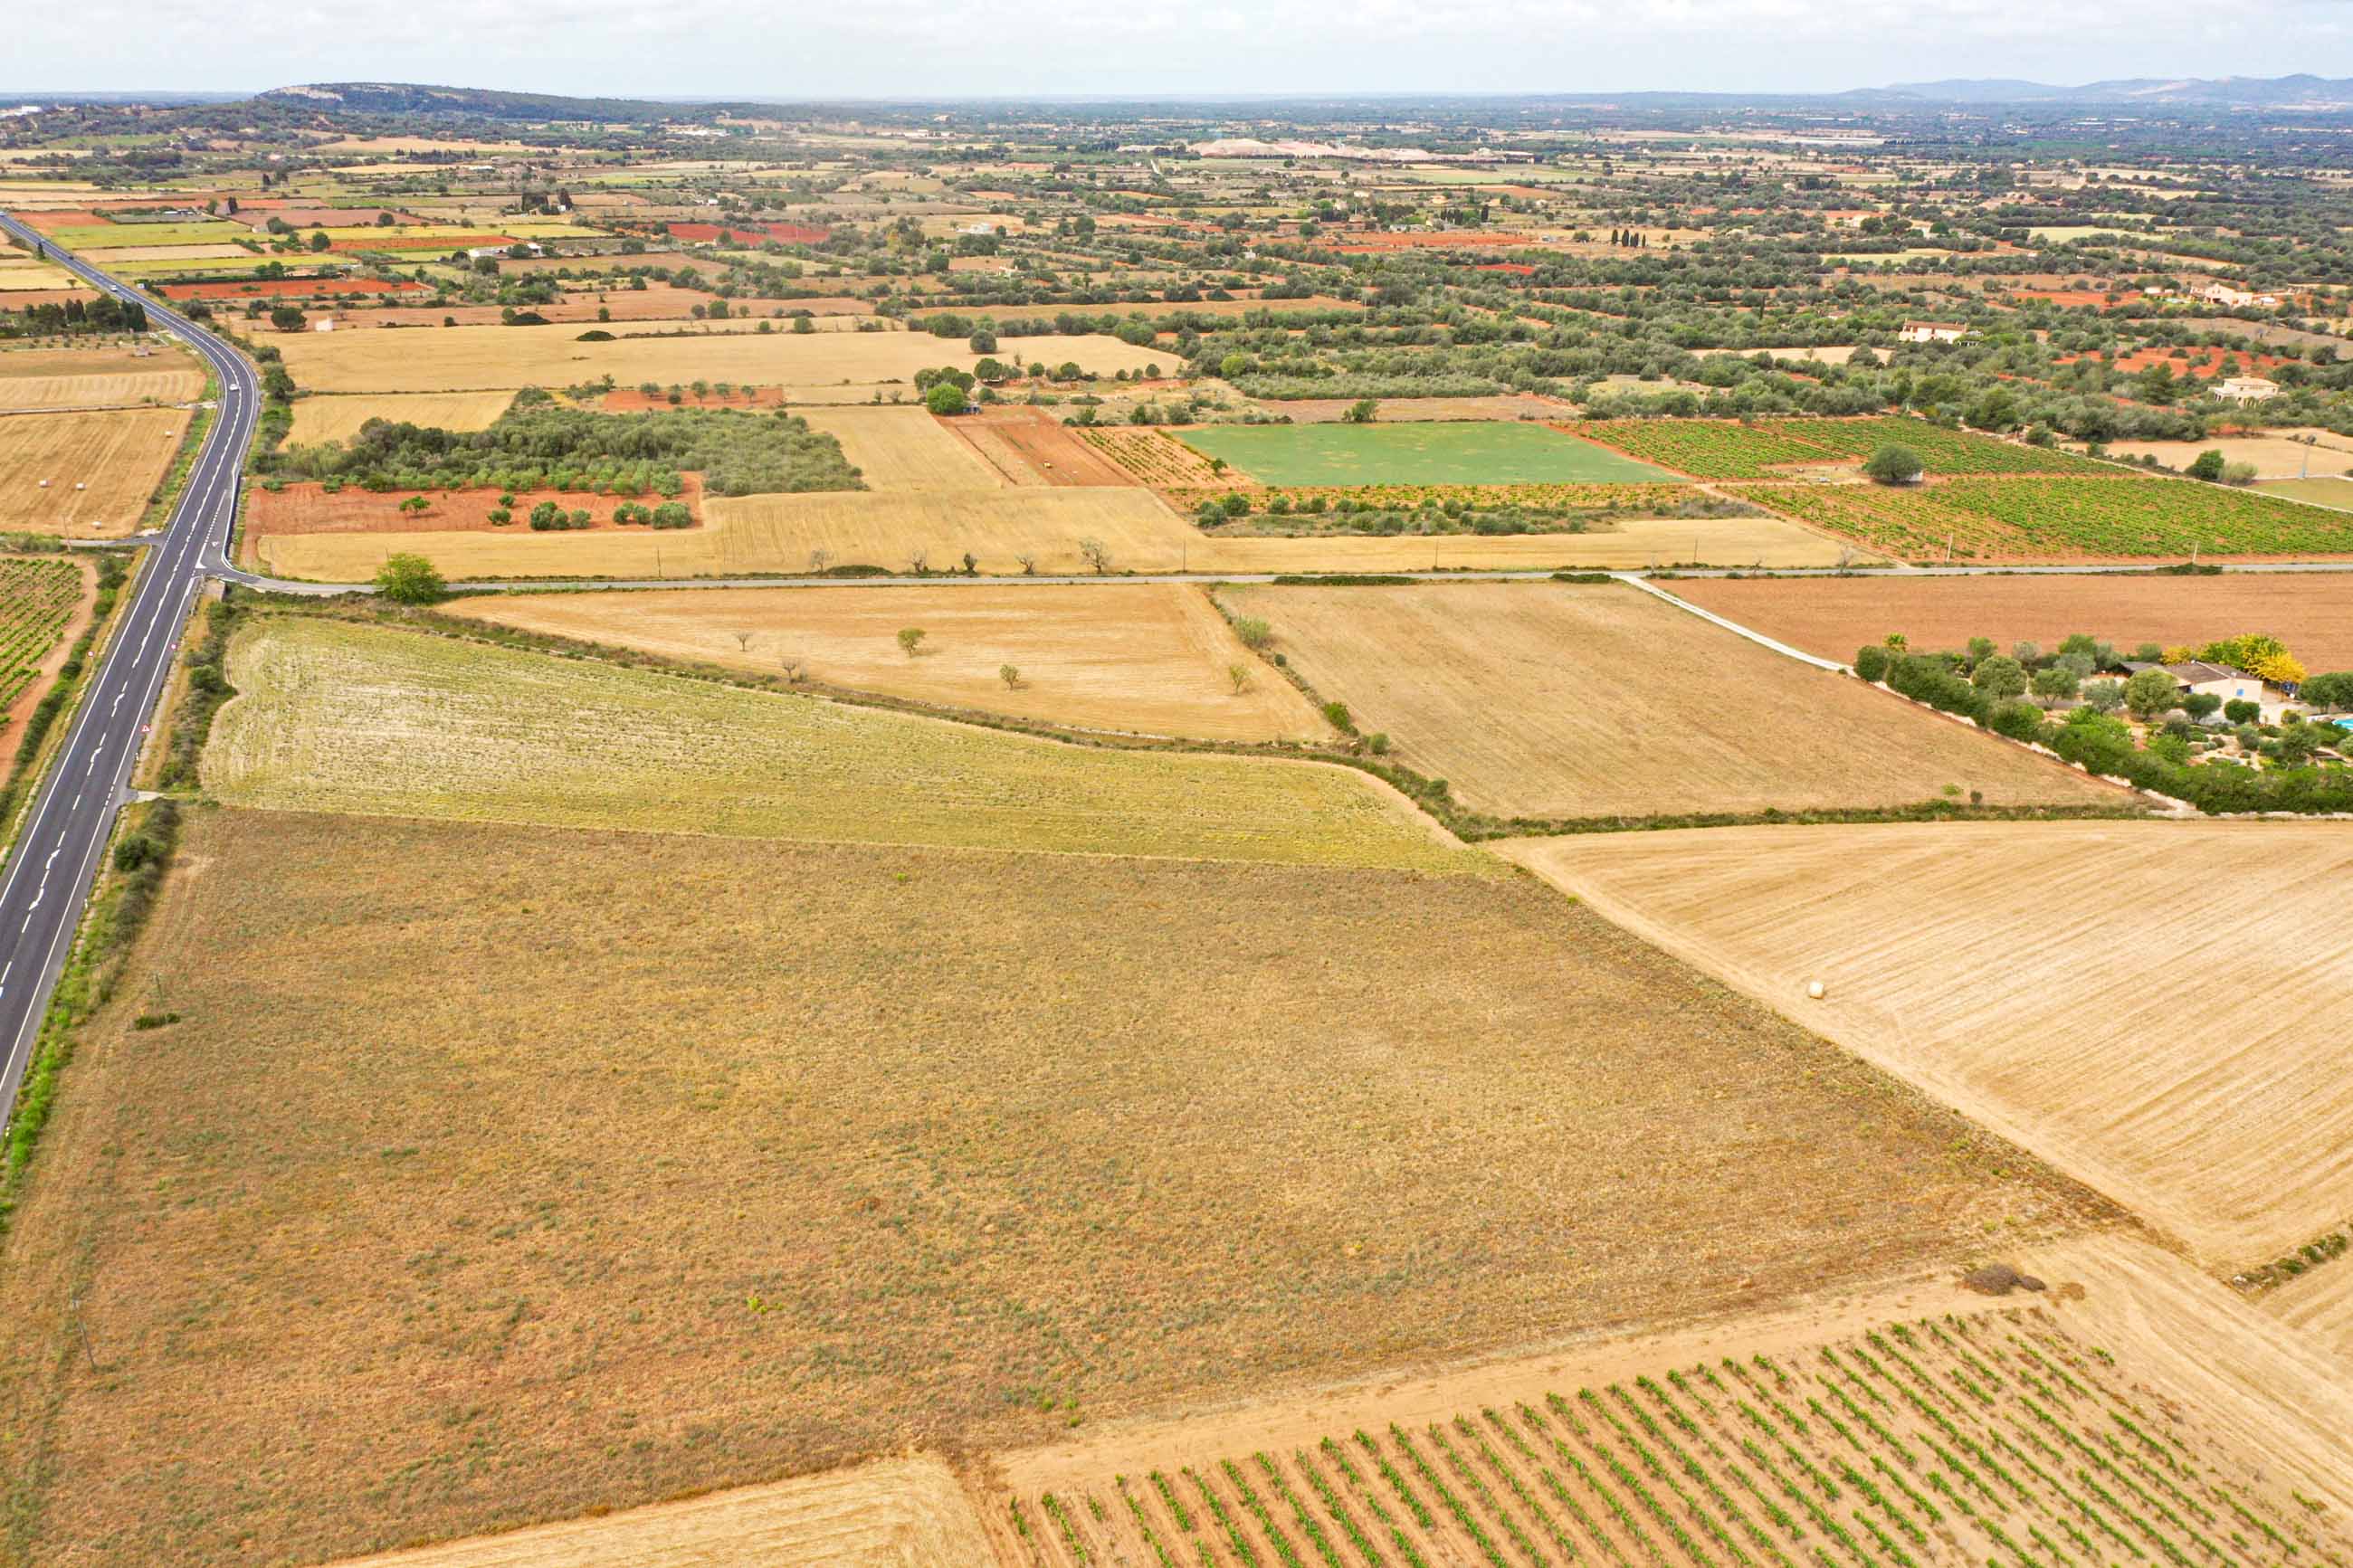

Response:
(1005, 1308), (2339, 1568)
(1573, 418), (2112, 480)
(0, 558), (85, 718)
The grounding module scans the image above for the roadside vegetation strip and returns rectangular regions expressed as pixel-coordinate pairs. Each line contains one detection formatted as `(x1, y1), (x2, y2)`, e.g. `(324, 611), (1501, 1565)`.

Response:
(202, 615), (1481, 870)
(1009, 1310), (2339, 1568)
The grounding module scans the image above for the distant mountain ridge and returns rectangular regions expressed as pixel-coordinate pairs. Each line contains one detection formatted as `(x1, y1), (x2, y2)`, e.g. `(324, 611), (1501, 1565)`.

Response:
(254, 81), (745, 122)
(1875, 74), (2353, 106)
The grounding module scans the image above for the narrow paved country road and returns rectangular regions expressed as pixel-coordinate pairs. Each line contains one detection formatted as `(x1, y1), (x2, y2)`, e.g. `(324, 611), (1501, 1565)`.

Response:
(0, 216), (258, 1130)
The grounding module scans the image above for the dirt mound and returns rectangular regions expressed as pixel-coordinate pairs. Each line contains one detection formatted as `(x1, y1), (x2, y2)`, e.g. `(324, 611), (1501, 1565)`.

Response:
(1964, 1261), (2048, 1296)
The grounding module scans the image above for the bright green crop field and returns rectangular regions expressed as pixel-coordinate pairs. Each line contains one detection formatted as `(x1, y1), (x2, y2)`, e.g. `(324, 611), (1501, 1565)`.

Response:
(1179, 422), (1681, 486)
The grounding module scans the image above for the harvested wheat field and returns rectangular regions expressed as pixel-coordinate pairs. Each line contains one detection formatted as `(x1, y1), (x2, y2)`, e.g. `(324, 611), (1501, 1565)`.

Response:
(0, 806), (2106, 1565)
(446, 584), (1323, 741)
(253, 494), (1860, 583)
(208, 616), (1462, 867)
(947, 407), (1139, 486)
(2267, 1259), (2353, 1364)
(284, 390), (518, 445)
(1503, 820), (2353, 1271)
(2104, 432), (2353, 480)
(1220, 583), (2123, 821)
(0, 407), (188, 534)
(1672, 572), (2353, 673)
(0, 344), (205, 411)
(271, 321), (1167, 394)
(993, 1233), (2353, 1567)
(326, 1458), (992, 1568)
(795, 404), (1005, 492)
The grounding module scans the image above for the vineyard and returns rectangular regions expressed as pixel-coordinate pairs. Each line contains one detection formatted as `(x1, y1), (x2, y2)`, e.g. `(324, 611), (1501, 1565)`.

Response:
(1083, 427), (1249, 489)
(1733, 476), (2353, 559)
(1005, 1308), (2338, 1568)
(1571, 419), (2111, 480)
(1568, 422), (1851, 479)
(0, 558), (85, 717)
(1165, 483), (1697, 514)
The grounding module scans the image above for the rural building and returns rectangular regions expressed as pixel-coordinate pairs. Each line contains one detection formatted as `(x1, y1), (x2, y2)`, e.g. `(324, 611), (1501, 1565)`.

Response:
(2216, 375), (2281, 403)
(2200, 282), (2282, 309)
(1898, 321), (1972, 343)
(2125, 659), (2280, 714)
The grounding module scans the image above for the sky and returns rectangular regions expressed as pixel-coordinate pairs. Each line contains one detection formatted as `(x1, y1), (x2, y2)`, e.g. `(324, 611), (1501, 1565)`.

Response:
(10, 0), (2351, 99)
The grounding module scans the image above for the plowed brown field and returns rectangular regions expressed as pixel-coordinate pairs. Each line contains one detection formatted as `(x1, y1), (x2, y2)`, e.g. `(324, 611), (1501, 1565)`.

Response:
(947, 407), (1136, 486)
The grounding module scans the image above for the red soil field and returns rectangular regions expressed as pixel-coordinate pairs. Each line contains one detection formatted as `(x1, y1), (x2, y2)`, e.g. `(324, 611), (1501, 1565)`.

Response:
(160, 278), (430, 301)
(16, 211), (108, 233)
(0, 290), (101, 310)
(2058, 347), (2288, 378)
(246, 475), (705, 542)
(1473, 261), (1538, 275)
(666, 221), (830, 245)
(948, 407), (1136, 486)
(1331, 231), (1537, 252)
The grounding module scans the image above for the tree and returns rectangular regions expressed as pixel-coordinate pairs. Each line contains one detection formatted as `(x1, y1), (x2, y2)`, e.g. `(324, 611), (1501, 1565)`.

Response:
(396, 494), (430, 515)
(1227, 662), (1251, 694)
(2181, 692), (2224, 722)
(1971, 654), (2027, 700)
(375, 553), (446, 605)
(309, 231), (332, 252)
(896, 627), (927, 658)
(2186, 449), (2226, 481)
(924, 381), (968, 416)
(1863, 443), (1924, 485)
(1341, 398), (1378, 423)
(1077, 537), (1112, 575)
(1232, 615), (1272, 651)
(968, 329), (996, 354)
(2224, 698), (2262, 725)
(998, 663), (1021, 689)
(2124, 668), (2182, 721)
(2082, 679), (2127, 715)
(2030, 666), (2078, 702)
(269, 305), (307, 332)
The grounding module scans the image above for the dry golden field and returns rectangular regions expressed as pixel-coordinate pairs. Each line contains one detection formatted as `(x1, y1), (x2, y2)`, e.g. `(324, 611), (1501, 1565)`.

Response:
(283, 390), (518, 445)
(0, 807), (2104, 1566)
(1220, 582), (2123, 820)
(0, 344), (205, 411)
(206, 617), (1462, 867)
(254, 506), (1853, 582)
(2104, 431), (2353, 480)
(1503, 820), (2353, 1271)
(271, 322), (1166, 394)
(0, 407), (189, 534)
(327, 1458), (993, 1568)
(2267, 1259), (2353, 1364)
(444, 584), (1324, 741)
(795, 404), (1005, 491)
(1672, 570), (2353, 674)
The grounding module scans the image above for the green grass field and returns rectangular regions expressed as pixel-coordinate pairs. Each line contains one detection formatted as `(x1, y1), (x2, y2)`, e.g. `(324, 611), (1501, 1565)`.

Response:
(2261, 476), (2353, 511)
(1180, 422), (1680, 486)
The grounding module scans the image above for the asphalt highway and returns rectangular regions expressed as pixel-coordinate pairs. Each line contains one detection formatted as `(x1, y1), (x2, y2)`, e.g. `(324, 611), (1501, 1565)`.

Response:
(0, 215), (257, 1131)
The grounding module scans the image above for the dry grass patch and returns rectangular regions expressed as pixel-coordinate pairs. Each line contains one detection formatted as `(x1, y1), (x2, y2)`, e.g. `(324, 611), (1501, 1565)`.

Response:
(1220, 582), (2120, 821)
(1503, 820), (2353, 1270)
(206, 616), (1462, 868)
(795, 405), (1005, 492)
(445, 584), (1324, 742)
(0, 808), (2102, 1565)
(1671, 571), (2353, 674)
(0, 408), (189, 534)
(284, 391), (518, 446)
(272, 322), (1166, 394)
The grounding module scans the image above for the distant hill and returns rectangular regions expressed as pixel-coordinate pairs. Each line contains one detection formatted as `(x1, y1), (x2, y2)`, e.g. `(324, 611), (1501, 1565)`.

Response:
(254, 81), (738, 123)
(1878, 74), (2353, 107)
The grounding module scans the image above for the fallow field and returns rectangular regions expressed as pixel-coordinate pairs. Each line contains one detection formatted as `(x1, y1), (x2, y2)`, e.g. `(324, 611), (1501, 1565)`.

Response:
(0, 805), (2106, 1566)
(1217, 583), (2127, 822)
(1502, 820), (2353, 1272)
(795, 404), (1007, 492)
(205, 615), (1462, 867)
(0, 407), (189, 534)
(1670, 572), (2353, 674)
(269, 322), (1167, 395)
(445, 584), (1325, 742)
